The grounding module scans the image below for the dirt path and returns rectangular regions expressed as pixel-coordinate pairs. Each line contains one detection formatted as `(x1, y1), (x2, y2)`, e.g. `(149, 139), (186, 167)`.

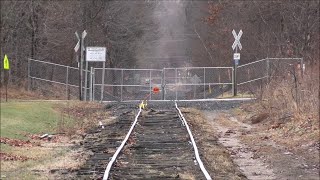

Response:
(204, 110), (319, 180)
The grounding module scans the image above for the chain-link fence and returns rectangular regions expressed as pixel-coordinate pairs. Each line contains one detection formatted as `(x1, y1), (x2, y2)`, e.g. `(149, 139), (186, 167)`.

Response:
(28, 57), (303, 101)
(28, 59), (85, 99)
(237, 58), (303, 96)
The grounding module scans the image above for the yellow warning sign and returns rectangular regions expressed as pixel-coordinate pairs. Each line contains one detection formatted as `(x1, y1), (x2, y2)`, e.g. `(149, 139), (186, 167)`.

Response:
(3, 54), (10, 70)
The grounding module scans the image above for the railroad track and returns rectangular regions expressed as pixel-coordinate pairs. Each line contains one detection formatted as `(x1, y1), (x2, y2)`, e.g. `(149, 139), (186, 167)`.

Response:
(77, 103), (212, 180)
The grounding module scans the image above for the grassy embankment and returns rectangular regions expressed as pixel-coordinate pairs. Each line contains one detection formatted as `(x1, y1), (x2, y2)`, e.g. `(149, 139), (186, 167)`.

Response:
(1, 102), (67, 139)
(0, 101), (98, 179)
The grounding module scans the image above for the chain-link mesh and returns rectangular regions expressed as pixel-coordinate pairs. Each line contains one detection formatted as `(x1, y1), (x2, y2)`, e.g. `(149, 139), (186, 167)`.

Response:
(94, 68), (163, 101)
(29, 58), (303, 101)
(163, 67), (233, 100)
(93, 67), (234, 101)
(268, 58), (303, 80)
(237, 58), (303, 96)
(28, 59), (80, 99)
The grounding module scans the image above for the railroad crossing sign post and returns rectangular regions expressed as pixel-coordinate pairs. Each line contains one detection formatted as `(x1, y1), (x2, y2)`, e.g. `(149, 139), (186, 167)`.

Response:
(232, 29), (243, 96)
(74, 31), (81, 100)
(74, 30), (87, 100)
(81, 30), (87, 101)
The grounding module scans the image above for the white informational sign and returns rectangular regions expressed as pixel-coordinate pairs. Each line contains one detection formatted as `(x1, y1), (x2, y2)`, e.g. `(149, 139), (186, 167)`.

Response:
(86, 47), (106, 62)
(233, 53), (240, 60)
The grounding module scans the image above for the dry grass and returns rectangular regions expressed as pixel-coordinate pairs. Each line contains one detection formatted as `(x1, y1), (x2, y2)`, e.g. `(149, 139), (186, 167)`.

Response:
(182, 108), (245, 180)
(53, 101), (112, 136)
(1, 100), (114, 179)
(0, 84), (46, 101)
(0, 138), (88, 179)
(241, 63), (319, 148)
(178, 172), (196, 180)
(0, 81), (79, 101)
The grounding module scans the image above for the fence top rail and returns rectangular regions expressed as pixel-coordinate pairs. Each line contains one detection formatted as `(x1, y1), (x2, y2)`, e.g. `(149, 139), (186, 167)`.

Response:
(237, 58), (267, 68)
(95, 82), (233, 86)
(238, 57), (303, 68)
(94, 67), (163, 71)
(164, 67), (233, 70)
(28, 58), (78, 70)
(267, 57), (302, 60)
(94, 67), (233, 71)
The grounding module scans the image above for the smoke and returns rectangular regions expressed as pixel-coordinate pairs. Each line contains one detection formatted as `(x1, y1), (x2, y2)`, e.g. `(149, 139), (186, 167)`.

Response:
(136, 0), (191, 68)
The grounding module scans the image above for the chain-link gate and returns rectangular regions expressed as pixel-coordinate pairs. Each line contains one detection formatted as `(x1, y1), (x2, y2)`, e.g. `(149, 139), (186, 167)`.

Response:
(93, 68), (163, 101)
(163, 67), (233, 100)
(92, 67), (234, 101)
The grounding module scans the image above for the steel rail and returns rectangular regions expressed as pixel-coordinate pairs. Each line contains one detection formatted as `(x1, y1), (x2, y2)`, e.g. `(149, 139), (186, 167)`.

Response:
(175, 102), (212, 180)
(102, 106), (142, 180)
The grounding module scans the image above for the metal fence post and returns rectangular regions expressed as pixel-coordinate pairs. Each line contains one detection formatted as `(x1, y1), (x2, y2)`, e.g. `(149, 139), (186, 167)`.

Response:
(66, 66), (69, 100)
(203, 68), (206, 99)
(232, 67), (235, 96)
(266, 58), (270, 83)
(121, 69), (123, 101)
(301, 58), (304, 79)
(28, 59), (31, 91)
(161, 69), (165, 100)
(93, 68), (95, 101)
(149, 70), (152, 100)
(89, 67), (93, 101)
(100, 63), (106, 102)
(175, 68), (178, 100)
(84, 61), (88, 101)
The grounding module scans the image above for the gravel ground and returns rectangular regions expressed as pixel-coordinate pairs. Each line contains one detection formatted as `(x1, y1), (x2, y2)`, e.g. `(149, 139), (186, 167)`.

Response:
(49, 100), (253, 179)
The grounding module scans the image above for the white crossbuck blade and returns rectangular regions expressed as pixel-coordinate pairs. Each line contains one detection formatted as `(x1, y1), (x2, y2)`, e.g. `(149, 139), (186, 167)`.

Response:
(232, 29), (243, 50)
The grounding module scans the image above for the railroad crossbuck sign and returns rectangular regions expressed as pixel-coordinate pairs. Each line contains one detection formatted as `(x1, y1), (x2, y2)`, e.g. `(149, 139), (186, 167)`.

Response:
(3, 54), (10, 70)
(232, 29), (243, 51)
(74, 32), (80, 52)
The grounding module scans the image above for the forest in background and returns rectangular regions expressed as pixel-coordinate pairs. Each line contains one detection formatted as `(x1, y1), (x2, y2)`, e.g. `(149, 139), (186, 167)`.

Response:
(0, 0), (319, 86)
